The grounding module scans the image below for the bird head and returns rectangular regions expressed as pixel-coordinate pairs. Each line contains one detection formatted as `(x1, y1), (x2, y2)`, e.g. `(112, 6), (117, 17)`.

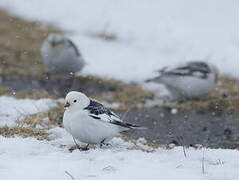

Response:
(64, 91), (90, 111)
(47, 33), (67, 47)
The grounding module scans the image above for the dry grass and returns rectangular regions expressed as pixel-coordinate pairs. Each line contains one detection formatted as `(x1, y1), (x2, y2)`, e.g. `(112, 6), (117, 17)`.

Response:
(87, 31), (118, 41)
(0, 126), (49, 140)
(106, 84), (154, 106)
(0, 88), (12, 95)
(97, 84), (154, 110)
(0, 88), (59, 99)
(11, 90), (58, 99)
(0, 10), (60, 77)
(85, 22), (118, 41)
(4, 103), (64, 140)
(16, 102), (64, 128)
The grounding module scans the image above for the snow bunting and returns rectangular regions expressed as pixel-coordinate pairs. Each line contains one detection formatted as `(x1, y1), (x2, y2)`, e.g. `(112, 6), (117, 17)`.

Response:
(63, 91), (144, 149)
(40, 33), (85, 76)
(146, 61), (219, 100)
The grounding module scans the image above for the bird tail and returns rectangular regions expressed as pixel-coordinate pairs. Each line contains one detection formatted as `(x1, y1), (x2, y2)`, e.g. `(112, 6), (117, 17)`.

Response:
(129, 124), (147, 130)
(145, 67), (167, 83)
(145, 76), (162, 83)
(112, 120), (147, 130)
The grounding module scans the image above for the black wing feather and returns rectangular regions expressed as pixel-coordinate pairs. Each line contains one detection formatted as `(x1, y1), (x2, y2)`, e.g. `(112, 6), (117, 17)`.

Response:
(89, 115), (101, 119)
(84, 99), (118, 118)
(162, 61), (211, 79)
(110, 120), (141, 129)
(67, 39), (81, 56)
(84, 100), (141, 129)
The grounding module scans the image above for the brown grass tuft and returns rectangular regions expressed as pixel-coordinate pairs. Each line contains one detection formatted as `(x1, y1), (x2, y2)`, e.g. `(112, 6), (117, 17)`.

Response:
(87, 31), (118, 41)
(17, 102), (64, 128)
(0, 10), (60, 78)
(0, 126), (49, 140)
(12, 102), (64, 140)
(98, 84), (154, 110)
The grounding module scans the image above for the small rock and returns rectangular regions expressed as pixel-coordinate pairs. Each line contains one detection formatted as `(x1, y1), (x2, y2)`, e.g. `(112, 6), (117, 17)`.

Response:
(171, 108), (178, 115)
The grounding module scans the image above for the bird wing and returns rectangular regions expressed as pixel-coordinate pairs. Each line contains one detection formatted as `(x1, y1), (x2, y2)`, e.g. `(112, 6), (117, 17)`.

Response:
(84, 99), (119, 118)
(84, 99), (139, 129)
(160, 61), (211, 79)
(67, 39), (81, 56)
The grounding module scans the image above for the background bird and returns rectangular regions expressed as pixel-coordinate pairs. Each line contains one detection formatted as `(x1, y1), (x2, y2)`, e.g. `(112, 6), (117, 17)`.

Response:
(63, 91), (145, 150)
(146, 61), (219, 101)
(40, 33), (85, 76)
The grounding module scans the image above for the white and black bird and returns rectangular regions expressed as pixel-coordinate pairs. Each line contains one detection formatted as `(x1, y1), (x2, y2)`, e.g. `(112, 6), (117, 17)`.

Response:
(63, 91), (144, 150)
(146, 61), (219, 101)
(40, 33), (85, 76)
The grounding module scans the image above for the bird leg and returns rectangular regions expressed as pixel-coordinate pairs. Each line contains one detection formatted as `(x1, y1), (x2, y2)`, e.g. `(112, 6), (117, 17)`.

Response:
(72, 137), (80, 149)
(81, 144), (90, 151)
(69, 137), (90, 152)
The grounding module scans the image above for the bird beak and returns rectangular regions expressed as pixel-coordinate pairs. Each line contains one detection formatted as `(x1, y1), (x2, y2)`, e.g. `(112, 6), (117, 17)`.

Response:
(64, 102), (70, 108)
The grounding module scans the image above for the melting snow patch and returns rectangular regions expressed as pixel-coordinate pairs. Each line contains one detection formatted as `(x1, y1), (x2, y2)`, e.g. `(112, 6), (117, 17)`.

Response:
(0, 96), (57, 126)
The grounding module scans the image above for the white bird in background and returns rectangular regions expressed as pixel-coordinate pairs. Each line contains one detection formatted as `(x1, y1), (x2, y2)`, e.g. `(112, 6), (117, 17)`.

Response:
(40, 33), (85, 76)
(146, 61), (219, 101)
(63, 91), (144, 150)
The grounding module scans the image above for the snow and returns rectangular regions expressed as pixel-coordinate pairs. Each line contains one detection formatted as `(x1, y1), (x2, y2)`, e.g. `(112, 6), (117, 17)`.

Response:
(0, 0), (239, 82)
(0, 96), (57, 126)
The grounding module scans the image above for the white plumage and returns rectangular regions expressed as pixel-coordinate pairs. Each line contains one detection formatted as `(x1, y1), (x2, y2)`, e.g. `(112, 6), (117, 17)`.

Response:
(63, 91), (143, 147)
(40, 34), (85, 76)
(147, 61), (219, 100)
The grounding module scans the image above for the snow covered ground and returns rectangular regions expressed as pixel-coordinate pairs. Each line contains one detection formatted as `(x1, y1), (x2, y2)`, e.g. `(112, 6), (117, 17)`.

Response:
(0, 97), (237, 180)
(0, 96), (57, 126)
(1, 0), (239, 82)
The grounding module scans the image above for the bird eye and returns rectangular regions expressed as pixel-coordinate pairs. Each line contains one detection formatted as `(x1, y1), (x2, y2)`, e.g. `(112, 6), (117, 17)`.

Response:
(73, 100), (77, 103)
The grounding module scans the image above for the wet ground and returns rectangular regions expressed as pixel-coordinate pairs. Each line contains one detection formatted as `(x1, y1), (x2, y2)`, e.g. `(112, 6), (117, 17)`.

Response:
(124, 107), (239, 149)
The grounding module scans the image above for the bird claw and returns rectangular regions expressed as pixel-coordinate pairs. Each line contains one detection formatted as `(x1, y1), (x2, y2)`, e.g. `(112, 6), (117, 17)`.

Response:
(80, 145), (90, 151)
(69, 144), (90, 152)
(100, 142), (112, 148)
(68, 145), (78, 152)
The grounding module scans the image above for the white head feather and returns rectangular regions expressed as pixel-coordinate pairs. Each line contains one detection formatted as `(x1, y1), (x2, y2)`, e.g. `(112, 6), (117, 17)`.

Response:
(47, 33), (67, 47)
(64, 91), (90, 111)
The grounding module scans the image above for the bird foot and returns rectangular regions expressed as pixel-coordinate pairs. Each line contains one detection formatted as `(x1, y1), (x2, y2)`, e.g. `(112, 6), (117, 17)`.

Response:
(69, 144), (90, 152)
(80, 145), (90, 151)
(100, 142), (112, 148)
